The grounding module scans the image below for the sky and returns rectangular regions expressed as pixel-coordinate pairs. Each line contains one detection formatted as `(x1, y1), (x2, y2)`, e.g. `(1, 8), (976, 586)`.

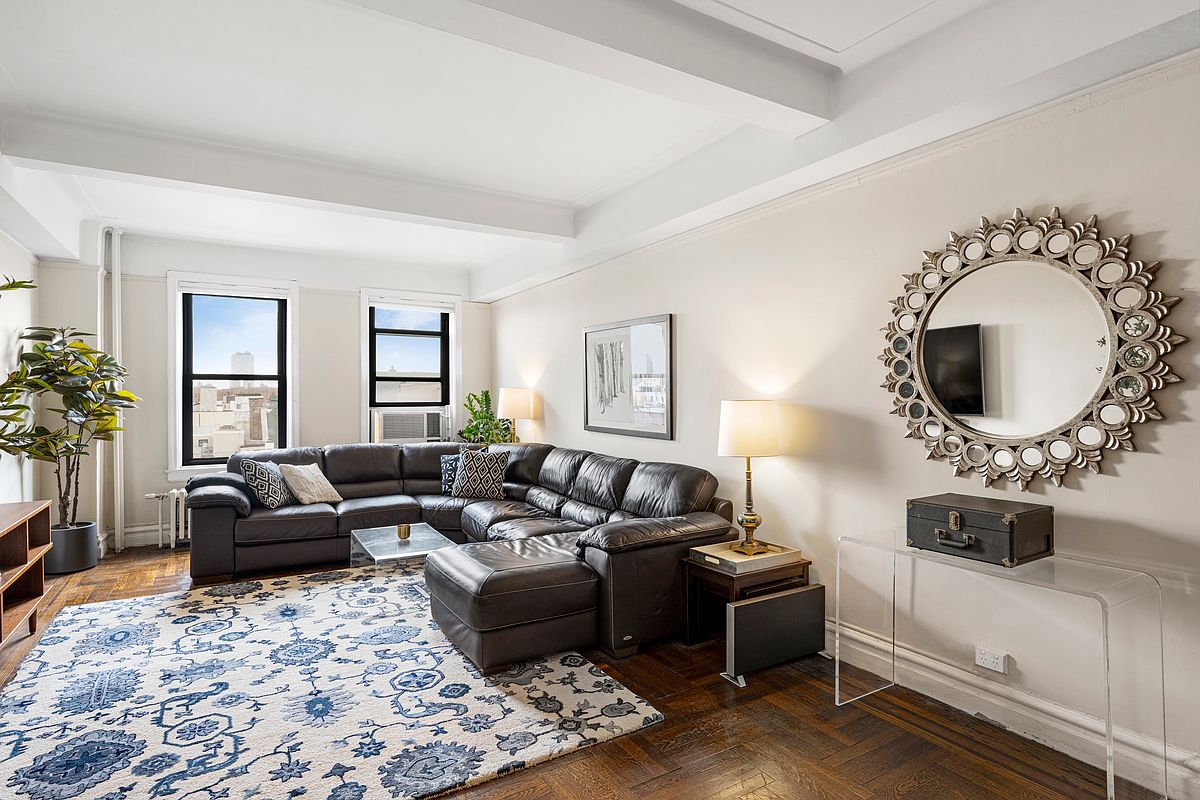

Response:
(190, 296), (441, 375)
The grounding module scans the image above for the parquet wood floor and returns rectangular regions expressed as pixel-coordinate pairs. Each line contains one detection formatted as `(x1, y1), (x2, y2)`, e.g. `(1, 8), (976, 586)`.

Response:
(0, 546), (1132, 799)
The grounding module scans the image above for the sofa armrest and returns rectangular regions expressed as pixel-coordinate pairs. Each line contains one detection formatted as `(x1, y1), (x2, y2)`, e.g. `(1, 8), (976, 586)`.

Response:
(186, 484), (252, 517)
(186, 471), (250, 493)
(576, 512), (733, 554)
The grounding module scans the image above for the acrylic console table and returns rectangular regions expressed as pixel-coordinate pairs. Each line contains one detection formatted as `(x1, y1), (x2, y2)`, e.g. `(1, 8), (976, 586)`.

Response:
(834, 528), (1167, 800)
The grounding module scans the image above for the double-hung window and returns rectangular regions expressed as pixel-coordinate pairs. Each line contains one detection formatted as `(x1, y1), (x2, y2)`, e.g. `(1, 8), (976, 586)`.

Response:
(368, 306), (450, 407)
(180, 292), (289, 465)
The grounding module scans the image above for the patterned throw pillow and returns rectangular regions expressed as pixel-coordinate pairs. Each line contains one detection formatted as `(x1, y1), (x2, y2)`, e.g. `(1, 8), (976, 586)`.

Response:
(240, 460), (295, 509)
(440, 454), (461, 495)
(451, 448), (507, 499)
(279, 463), (342, 504)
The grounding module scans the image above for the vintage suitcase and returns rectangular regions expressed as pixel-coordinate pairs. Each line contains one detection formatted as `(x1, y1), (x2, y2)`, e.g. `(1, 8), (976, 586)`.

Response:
(906, 493), (1053, 568)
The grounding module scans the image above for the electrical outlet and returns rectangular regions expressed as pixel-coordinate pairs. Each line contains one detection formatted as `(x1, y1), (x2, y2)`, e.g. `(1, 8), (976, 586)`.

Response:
(975, 644), (1009, 674)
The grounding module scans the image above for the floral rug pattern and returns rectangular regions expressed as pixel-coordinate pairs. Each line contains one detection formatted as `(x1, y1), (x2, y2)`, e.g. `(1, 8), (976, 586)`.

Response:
(0, 564), (662, 800)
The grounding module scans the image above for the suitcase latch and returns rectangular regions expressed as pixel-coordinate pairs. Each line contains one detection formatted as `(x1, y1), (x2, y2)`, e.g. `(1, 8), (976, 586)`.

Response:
(949, 510), (962, 531)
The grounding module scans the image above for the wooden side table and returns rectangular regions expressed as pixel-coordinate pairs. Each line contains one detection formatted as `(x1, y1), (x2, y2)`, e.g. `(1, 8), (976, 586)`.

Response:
(682, 556), (811, 645)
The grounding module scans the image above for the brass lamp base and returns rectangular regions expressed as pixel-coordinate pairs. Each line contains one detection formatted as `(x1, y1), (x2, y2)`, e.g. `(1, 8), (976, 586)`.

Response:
(730, 538), (771, 556)
(731, 508), (771, 556)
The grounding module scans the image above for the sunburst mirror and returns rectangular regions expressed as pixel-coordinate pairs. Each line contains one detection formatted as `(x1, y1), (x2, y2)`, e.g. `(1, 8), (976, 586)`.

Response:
(881, 207), (1186, 489)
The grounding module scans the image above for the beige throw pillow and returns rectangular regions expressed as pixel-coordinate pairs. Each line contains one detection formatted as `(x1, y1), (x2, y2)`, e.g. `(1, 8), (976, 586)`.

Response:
(279, 463), (343, 504)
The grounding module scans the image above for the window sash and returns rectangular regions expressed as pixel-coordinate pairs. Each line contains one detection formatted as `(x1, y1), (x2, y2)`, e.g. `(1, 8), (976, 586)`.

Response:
(182, 293), (289, 466)
(369, 306), (450, 407)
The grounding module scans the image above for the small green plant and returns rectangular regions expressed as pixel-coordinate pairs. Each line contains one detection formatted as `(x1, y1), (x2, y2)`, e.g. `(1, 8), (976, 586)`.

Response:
(12, 326), (139, 526)
(458, 389), (514, 444)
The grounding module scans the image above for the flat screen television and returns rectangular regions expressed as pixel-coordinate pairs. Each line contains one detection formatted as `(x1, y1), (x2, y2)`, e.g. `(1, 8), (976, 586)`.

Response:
(922, 323), (985, 416)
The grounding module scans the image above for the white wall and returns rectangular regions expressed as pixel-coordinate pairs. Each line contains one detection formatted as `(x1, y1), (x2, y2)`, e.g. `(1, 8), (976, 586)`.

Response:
(114, 234), (487, 529)
(34, 261), (104, 526)
(492, 60), (1200, 786)
(0, 229), (37, 502)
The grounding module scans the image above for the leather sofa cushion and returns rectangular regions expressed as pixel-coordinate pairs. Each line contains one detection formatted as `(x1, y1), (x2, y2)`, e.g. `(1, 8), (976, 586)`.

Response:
(416, 495), (473, 531)
(333, 479), (405, 500)
(462, 499), (551, 542)
(559, 500), (611, 528)
(536, 448), (591, 495)
(569, 454), (638, 509)
(620, 462), (719, 518)
(323, 443), (400, 484)
(228, 447), (324, 477)
(403, 478), (442, 496)
(526, 486), (569, 516)
(335, 494), (420, 533)
(486, 517), (587, 541)
(488, 442), (555, 484)
(400, 442), (478, 479)
(424, 533), (598, 631)
(235, 503), (338, 544)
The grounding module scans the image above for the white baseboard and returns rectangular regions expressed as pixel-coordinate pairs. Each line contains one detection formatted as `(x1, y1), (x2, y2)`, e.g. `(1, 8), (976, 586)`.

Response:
(828, 621), (1200, 799)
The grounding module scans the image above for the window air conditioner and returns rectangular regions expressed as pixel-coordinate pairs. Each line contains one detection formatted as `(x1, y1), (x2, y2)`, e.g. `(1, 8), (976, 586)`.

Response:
(371, 408), (450, 443)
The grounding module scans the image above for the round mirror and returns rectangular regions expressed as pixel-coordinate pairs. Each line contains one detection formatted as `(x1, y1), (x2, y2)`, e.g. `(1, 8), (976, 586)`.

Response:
(1020, 446), (1044, 467)
(922, 259), (1109, 438)
(1046, 232), (1071, 254)
(884, 207), (1184, 489)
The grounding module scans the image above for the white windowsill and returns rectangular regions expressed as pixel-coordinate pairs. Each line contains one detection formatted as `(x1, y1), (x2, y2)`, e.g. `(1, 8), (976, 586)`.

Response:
(166, 464), (226, 483)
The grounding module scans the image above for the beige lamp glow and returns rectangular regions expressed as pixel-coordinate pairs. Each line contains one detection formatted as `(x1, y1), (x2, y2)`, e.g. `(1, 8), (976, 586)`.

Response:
(497, 387), (533, 443)
(718, 400), (780, 556)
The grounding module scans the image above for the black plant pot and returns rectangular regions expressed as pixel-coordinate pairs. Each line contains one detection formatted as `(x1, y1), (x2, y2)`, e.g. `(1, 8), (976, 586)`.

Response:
(45, 521), (99, 575)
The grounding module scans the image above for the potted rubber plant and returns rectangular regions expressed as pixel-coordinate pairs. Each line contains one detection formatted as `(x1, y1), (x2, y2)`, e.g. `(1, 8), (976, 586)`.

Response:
(14, 325), (139, 573)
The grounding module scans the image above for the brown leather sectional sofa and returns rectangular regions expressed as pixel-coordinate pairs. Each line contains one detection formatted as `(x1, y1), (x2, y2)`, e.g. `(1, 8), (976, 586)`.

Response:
(186, 441), (736, 668)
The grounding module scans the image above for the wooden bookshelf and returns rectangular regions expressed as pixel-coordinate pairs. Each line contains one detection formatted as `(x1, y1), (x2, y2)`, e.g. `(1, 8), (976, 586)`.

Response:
(0, 501), (52, 649)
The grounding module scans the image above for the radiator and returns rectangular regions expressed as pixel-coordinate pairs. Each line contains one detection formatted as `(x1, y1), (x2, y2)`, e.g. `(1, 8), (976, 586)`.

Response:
(147, 489), (190, 548)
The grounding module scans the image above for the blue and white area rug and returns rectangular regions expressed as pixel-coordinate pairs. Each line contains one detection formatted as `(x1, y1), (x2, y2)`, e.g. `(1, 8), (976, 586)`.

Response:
(0, 565), (662, 800)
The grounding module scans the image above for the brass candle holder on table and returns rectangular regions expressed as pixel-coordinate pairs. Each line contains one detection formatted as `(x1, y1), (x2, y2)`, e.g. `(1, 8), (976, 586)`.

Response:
(396, 524), (411, 540)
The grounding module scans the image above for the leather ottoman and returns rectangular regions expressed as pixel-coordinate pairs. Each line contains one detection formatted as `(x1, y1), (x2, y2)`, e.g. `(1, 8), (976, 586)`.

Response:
(424, 533), (598, 672)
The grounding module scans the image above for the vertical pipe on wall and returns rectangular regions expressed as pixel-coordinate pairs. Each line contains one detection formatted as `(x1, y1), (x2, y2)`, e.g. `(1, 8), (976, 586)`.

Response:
(110, 228), (125, 552)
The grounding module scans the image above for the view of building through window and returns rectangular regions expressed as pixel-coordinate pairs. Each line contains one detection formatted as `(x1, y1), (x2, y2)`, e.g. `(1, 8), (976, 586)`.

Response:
(370, 305), (450, 407)
(185, 294), (286, 463)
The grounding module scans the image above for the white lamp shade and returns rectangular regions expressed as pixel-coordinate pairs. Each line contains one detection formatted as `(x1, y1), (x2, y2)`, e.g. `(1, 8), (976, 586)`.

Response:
(496, 387), (533, 419)
(717, 400), (780, 457)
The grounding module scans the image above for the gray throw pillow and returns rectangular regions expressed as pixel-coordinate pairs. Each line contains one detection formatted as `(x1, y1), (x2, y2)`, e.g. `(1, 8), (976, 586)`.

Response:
(452, 448), (507, 499)
(239, 460), (295, 509)
(280, 463), (343, 504)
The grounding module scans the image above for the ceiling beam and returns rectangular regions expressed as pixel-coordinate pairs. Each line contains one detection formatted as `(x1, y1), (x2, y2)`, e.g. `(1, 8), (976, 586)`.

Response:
(341, 0), (834, 136)
(0, 114), (574, 242)
(470, 5), (1200, 301)
(0, 157), (92, 260)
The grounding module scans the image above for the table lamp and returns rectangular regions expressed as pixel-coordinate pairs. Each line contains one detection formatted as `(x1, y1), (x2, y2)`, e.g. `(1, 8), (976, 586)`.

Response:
(717, 399), (780, 556)
(496, 387), (533, 443)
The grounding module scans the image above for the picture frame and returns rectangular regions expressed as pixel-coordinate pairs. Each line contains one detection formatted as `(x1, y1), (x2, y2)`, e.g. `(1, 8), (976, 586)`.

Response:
(583, 314), (673, 440)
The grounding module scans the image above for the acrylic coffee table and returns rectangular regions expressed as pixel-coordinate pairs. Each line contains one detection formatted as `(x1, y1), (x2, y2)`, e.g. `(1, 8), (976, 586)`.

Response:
(350, 523), (456, 568)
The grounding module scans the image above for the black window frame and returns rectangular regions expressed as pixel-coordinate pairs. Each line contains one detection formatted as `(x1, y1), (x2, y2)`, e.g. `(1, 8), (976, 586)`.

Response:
(182, 292), (289, 466)
(368, 306), (451, 408)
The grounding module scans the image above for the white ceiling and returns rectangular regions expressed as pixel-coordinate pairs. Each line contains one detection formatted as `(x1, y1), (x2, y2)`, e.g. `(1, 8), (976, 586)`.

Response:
(0, 0), (1195, 298)
(671, 0), (991, 69)
(0, 0), (724, 204)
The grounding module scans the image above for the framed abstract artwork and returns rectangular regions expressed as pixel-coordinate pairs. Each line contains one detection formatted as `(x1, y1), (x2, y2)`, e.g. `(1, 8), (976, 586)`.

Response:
(583, 314), (673, 439)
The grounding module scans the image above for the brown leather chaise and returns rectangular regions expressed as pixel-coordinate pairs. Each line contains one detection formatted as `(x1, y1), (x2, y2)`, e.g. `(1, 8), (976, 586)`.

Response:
(186, 441), (735, 669)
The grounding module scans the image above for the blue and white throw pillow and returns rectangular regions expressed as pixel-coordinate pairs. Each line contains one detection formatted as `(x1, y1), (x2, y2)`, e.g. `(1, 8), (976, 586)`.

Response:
(240, 459), (295, 509)
(452, 448), (507, 499)
(440, 454), (461, 495)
